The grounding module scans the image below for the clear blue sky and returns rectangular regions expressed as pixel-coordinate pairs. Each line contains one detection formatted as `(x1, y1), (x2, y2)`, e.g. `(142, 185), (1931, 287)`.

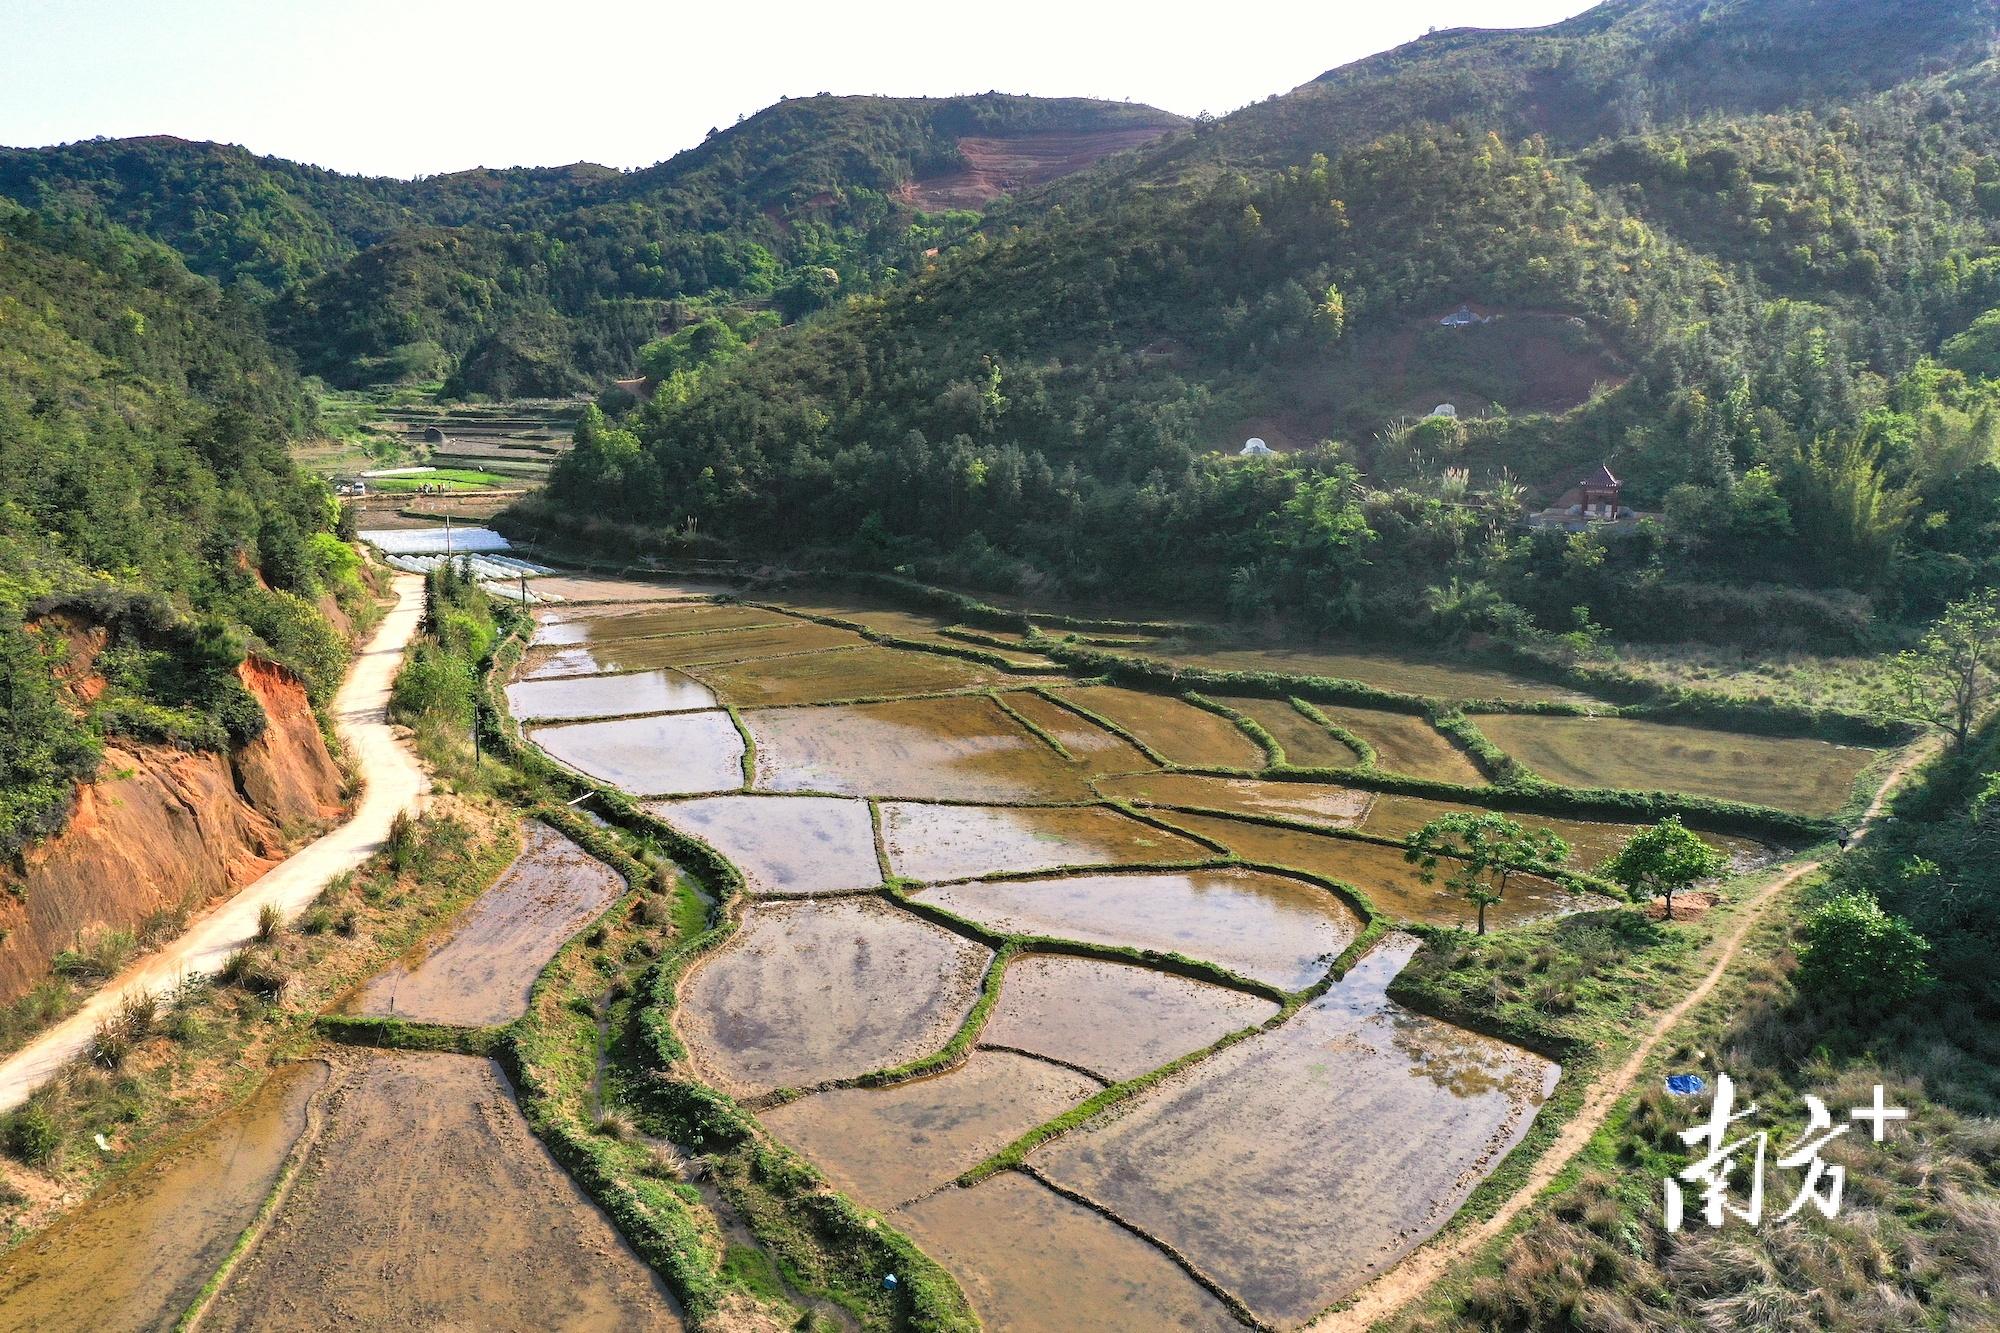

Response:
(0, 0), (1599, 178)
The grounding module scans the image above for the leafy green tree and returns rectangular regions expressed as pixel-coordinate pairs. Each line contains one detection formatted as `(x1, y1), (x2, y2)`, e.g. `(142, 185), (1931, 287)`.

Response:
(1795, 889), (1933, 1005)
(1886, 592), (2000, 751)
(1939, 308), (2000, 380)
(1604, 816), (1725, 920)
(1404, 812), (1571, 935)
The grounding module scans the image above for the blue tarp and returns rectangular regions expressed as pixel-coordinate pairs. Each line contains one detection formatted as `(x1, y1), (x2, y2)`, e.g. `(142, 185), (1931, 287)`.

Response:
(1665, 1074), (1707, 1096)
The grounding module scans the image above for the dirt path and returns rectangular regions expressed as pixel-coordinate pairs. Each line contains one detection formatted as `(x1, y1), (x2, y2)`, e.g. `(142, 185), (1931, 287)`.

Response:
(1310, 741), (1934, 1332)
(0, 574), (431, 1113)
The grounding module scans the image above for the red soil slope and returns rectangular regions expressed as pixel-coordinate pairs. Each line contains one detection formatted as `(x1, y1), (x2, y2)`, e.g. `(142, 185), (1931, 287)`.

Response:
(901, 129), (1174, 210)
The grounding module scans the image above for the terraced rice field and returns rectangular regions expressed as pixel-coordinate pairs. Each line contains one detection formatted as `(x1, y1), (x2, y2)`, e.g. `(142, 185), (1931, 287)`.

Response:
(645, 794), (882, 896)
(1476, 714), (1876, 815)
(486, 575), (1863, 1327)
(353, 821), (624, 1026)
(1054, 685), (1266, 769)
(1222, 696), (1361, 768)
(677, 898), (989, 1095)
(1148, 641), (1592, 702)
(503, 668), (716, 720)
(1359, 792), (1773, 871)
(1319, 704), (1487, 784)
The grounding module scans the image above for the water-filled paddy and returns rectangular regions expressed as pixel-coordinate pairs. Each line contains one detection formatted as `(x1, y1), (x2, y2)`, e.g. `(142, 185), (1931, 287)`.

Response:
(759, 1050), (1097, 1209)
(748, 695), (1095, 802)
(1148, 642), (1590, 703)
(503, 669), (715, 720)
(1055, 686), (1265, 769)
(541, 621), (868, 671)
(205, 1054), (679, 1332)
(354, 822), (624, 1025)
(895, 1172), (1243, 1332)
(1359, 792), (1771, 871)
(529, 710), (744, 795)
(530, 601), (782, 647)
(980, 954), (1278, 1080)
(1475, 714), (1873, 815)
(0, 1062), (327, 1333)
(914, 868), (1359, 991)
(646, 794), (881, 896)
(1000, 691), (1154, 775)
(1222, 696), (1359, 768)
(1096, 771), (1371, 828)
(677, 898), (989, 1095)
(1319, 704), (1487, 784)
(689, 643), (1002, 707)
(1159, 810), (1591, 929)
(880, 802), (1209, 882)
(1035, 937), (1559, 1326)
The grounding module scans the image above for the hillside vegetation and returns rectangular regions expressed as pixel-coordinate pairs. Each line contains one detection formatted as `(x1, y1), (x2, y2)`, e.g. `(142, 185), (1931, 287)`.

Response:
(538, 1), (2000, 653)
(0, 202), (355, 854)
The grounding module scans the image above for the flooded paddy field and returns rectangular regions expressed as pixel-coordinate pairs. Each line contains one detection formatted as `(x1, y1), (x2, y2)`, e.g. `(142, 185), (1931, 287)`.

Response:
(646, 794), (882, 896)
(760, 1050), (1097, 1209)
(999, 690), (1154, 774)
(1096, 770), (1372, 827)
(748, 695), (1096, 801)
(1054, 686), (1266, 769)
(1320, 704), (1487, 784)
(529, 710), (745, 794)
(880, 801), (1209, 881)
(354, 821), (623, 1026)
(1158, 810), (1592, 929)
(503, 668), (715, 720)
(535, 620), (867, 670)
(677, 898), (990, 1095)
(896, 1171), (1242, 1332)
(914, 868), (1359, 990)
(205, 1053), (680, 1332)
(689, 643), (1005, 707)
(530, 600), (787, 646)
(979, 954), (1278, 1081)
(1222, 696), (1360, 768)
(1146, 641), (1593, 703)
(0, 1062), (327, 1333)
(1476, 714), (1875, 815)
(1359, 792), (1774, 871)
(1034, 937), (1559, 1325)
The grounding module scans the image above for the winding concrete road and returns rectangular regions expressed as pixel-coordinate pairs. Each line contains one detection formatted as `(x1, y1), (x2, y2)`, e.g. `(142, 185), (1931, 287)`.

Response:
(0, 574), (430, 1113)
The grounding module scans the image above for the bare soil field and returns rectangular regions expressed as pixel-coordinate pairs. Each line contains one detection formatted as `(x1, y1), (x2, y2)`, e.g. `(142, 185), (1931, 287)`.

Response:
(1359, 792), (1773, 871)
(205, 1053), (679, 1332)
(1055, 686), (1266, 769)
(1224, 696), (1361, 768)
(899, 128), (1174, 209)
(1096, 771), (1372, 827)
(677, 898), (989, 1095)
(1319, 705), (1487, 784)
(688, 643), (1004, 707)
(353, 821), (623, 1026)
(1154, 642), (1589, 703)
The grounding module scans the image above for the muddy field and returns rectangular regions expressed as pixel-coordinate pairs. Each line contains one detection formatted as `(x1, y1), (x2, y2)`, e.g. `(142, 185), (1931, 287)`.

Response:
(1055, 686), (1266, 769)
(980, 954), (1277, 1081)
(0, 1062), (327, 1333)
(1359, 791), (1773, 871)
(1150, 642), (1593, 703)
(529, 710), (745, 794)
(915, 868), (1359, 990)
(690, 643), (1005, 707)
(1320, 704), (1488, 784)
(880, 801), (1208, 881)
(205, 1054), (679, 1331)
(1035, 937), (1559, 1325)
(677, 898), (989, 1094)
(354, 821), (623, 1026)
(748, 695), (1096, 802)
(762, 1050), (1097, 1209)
(647, 794), (882, 896)
(1223, 696), (1361, 768)
(1000, 690), (1154, 774)
(1096, 771), (1373, 827)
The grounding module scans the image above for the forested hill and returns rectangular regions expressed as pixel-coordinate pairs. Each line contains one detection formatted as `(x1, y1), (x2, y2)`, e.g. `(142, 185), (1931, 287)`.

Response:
(0, 203), (357, 856)
(539, 0), (2000, 651)
(0, 96), (1184, 393)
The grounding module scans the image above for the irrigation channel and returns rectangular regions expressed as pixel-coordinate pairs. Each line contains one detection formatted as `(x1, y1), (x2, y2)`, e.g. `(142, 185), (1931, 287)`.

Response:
(0, 528), (1901, 1331)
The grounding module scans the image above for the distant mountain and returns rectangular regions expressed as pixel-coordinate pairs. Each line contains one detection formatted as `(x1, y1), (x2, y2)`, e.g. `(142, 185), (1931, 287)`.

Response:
(538, 0), (2000, 646)
(0, 95), (1186, 392)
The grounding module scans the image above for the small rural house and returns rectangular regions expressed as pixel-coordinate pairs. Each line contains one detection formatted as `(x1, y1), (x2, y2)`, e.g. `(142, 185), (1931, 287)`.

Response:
(1528, 461), (1640, 530)
(1240, 437), (1274, 457)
